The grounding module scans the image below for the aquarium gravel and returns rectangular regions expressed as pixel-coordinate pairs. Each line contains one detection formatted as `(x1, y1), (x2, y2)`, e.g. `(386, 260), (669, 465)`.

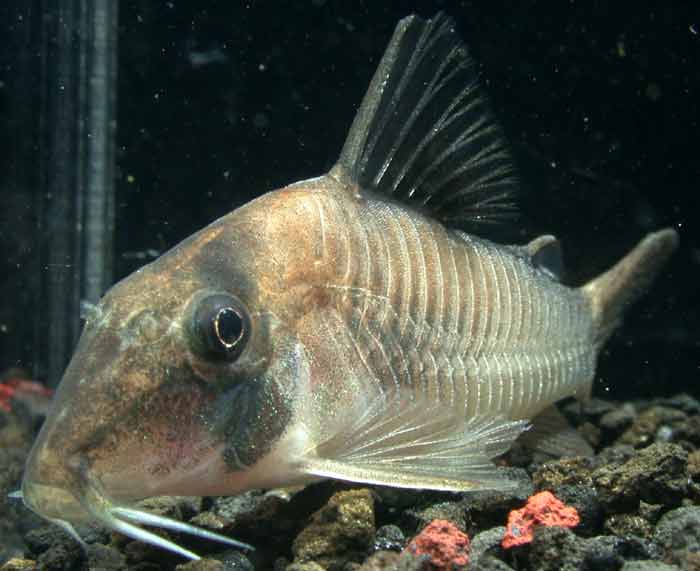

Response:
(2, 393), (700, 570)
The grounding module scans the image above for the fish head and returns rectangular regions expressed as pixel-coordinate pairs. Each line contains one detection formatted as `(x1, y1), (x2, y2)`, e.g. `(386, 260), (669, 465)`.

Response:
(21, 191), (320, 548)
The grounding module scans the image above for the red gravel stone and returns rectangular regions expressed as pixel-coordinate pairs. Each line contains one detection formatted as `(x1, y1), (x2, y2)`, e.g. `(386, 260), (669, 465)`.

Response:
(405, 519), (470, 570)
(502, 490), (580, 549)
(0, 378), (53, 412)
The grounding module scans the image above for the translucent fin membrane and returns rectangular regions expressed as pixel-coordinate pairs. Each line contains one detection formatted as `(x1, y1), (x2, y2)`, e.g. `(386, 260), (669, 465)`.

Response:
(303, 389), (530, 492)
(335, 12), (518, 231)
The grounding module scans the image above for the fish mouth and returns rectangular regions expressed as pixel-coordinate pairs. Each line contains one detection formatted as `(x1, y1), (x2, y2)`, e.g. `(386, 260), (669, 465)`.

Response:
(20, 469), (253, 561)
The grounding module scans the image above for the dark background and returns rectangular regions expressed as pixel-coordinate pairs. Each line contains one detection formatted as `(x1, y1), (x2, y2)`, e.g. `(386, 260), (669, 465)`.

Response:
(2, 1), (699, 398)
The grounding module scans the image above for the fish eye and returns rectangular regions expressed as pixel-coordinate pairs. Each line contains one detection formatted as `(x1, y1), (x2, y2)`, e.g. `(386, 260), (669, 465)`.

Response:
(189, 293), (250, 361)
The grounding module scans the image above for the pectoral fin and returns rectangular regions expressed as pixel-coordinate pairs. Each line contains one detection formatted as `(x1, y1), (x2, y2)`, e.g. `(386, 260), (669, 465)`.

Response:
(300, 393), (529, 492)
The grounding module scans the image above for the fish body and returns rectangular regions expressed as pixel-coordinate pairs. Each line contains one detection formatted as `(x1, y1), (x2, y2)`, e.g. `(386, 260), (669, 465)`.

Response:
(20, 13), (678, 559)
(277, 175), (596, 428)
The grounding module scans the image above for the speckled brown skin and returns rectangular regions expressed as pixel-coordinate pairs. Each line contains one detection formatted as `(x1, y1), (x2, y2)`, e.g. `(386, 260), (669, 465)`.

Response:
(21, 185), (308, 520)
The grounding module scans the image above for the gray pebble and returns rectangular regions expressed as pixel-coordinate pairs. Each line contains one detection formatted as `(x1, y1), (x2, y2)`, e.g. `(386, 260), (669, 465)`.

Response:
(469, 526), (505, 564)
(373, 524), (405, 552)
(653, 506), (700, 565)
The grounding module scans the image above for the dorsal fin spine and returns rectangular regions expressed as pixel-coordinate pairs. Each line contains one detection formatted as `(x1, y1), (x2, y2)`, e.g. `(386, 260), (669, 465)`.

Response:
(363, 22), (434, 184)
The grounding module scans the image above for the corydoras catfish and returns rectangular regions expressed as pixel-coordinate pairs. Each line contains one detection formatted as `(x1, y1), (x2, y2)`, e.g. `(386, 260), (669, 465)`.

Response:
(20, 13), (678, 560)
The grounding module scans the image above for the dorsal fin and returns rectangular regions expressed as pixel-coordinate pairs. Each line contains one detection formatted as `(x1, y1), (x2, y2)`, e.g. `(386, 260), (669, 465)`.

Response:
(527, 235), (564, 280)
(331, 13), (518, 230)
